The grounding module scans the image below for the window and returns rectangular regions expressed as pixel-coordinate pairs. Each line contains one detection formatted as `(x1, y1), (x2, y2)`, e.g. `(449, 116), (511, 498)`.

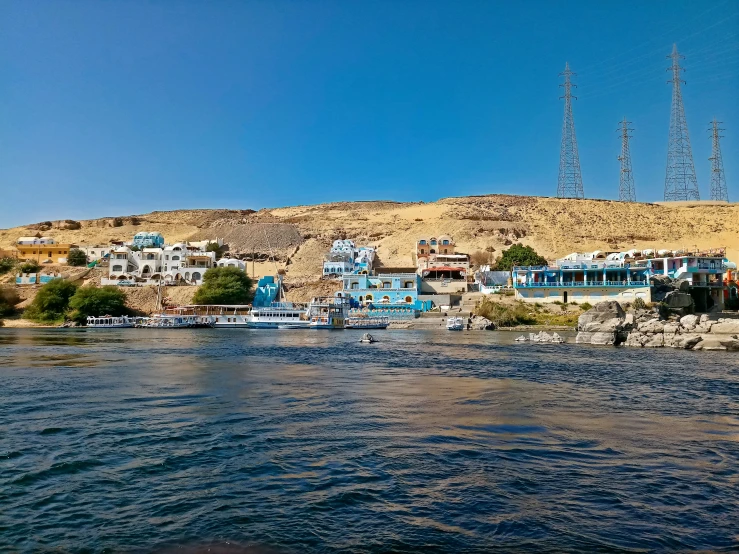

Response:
(405, 296), (413, 303)
(172, 256), (180, 261)
(112, 265), (123, 272)
(419, 240), (426, 245)
(431, 240), (437, 245)
(383, 282), (391, 289)
(442, 240), (449, 245)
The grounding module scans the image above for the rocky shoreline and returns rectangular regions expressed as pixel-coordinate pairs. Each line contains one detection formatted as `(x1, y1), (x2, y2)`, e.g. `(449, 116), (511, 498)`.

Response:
(575, 301), (739, 351)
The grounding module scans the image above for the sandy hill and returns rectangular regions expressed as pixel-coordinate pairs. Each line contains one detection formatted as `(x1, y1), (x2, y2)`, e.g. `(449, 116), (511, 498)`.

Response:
(2, 195), (737, 283)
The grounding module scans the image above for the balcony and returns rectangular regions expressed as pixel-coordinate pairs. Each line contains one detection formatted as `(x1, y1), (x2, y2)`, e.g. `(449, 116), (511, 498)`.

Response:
(515, 280), (649, 288)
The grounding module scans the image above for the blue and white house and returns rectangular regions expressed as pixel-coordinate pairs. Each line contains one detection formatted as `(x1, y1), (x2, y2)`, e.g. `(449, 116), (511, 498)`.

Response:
(132, 232), (165, 249)
(337, 272), (431, 318)
(322, 240), (376, 278)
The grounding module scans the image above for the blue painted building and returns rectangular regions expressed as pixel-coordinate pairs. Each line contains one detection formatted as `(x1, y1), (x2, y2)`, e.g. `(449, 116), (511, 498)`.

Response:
(338, 272), (431, 316)
(132, 232), (165, 249)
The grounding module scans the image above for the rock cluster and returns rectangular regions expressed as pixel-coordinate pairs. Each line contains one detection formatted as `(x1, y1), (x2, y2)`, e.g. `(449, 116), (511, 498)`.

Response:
(576, 301), (739, 351)
(468, 315), (495, 330)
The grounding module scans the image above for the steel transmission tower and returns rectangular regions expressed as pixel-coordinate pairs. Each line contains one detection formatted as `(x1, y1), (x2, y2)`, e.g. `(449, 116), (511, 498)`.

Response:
(708, 119), (729, 201)
(618, 118), (636, 202)
(557, 62), (584, 199)
(664, 44), (700, 201)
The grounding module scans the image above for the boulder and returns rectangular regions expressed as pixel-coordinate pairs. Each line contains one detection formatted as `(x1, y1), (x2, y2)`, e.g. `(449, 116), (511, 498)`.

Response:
(638, 319), (665, 334)
(582, 319), (622, 333)
(710, 320), (739, 335)
(679, 314), (699, 330)
(469, 315), (495, 330)
(699, 314), (711, 324)
(673, 334), (702, 349)
(664, 291), (694, 310)
(624, 332), (647, 347)
(644, 334), (665, 348)
(693, 338), (727, 351)
(676, 279), (691, 293)
(663, 322), (680, 336)
(577, 301), (625, 332)
(575, 331), (616, 346)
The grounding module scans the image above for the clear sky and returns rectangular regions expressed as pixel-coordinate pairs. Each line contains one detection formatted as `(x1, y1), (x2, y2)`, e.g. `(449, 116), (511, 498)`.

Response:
(1, 0), (737, 227)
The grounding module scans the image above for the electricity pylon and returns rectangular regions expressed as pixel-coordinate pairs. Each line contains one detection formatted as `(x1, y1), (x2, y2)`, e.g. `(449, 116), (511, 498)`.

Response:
(557, 62), (585, 199)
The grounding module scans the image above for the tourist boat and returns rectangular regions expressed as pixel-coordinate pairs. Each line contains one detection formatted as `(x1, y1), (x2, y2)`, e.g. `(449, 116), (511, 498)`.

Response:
(136, 314), (215, 328)
(446, 317), (464, 331)
(247, 302), (310, 329)
(86, 315), (135, 328)
(171, 305), (253, 328)
(345, 315), (389, 329)
(308, 297), (349, 329)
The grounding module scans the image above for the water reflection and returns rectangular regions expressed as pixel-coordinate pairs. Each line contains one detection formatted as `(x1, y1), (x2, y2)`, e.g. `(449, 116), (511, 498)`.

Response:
(0, 328), (738, 552)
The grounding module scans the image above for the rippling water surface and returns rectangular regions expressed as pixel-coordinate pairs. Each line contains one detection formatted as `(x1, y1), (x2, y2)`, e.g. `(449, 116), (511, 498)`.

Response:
(1, 328), (739, 553)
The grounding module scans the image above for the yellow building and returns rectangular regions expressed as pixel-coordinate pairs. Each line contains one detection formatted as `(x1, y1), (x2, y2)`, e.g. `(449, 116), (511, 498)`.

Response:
(15, 243), (77, 264)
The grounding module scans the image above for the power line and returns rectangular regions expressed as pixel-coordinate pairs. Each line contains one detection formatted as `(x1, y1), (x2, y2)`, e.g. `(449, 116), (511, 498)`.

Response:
(709, 119), (729, 201)
(664, 44), (700, 201)
(618, 118), (636, 202)
(557, 62), (584, 199)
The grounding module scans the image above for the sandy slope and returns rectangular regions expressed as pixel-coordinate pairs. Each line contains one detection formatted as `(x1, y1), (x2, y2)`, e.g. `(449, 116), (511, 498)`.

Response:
(2, 196), (737, 282)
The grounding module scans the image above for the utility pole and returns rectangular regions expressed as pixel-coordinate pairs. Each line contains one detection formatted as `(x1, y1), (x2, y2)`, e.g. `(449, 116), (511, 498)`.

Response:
(664, 44), (700, 201)
(557, 62), (585, 199)
(618, 118), (636, 202)
(708, 119), (729, 202)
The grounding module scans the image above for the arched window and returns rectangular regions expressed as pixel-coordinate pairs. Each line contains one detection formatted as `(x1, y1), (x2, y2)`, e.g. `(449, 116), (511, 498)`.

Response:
(172, 255), (180, 261)
(419, 240), (427, 245)
(365, 294), (373, 301)
(142, 265), (151, 274)
(404, 281), (414, 289)
(442, 240), (449, 245)
(405, 296), (413, 303)
(383, 282), (391, 289)
(192, 272), (201, 281)
(430, 249), (436, 254)
(382, 295), (390, 302)
(184, 272), (190, 280)
(430, 240), (437, 245)
(351, 282), (359, 289)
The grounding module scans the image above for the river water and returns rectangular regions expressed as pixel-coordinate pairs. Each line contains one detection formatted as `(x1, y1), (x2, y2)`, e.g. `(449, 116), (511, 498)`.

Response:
(1, 328), (738, 553)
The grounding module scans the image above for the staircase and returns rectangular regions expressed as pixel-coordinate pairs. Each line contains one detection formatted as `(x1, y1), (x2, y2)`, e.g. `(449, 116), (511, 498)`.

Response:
(458, 292), (484, 317)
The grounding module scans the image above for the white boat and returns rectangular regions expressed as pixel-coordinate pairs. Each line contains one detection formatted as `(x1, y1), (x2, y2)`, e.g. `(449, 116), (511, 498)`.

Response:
(359, 333), (377, 343)
(247, 302), (310, 329)
(446, 317), (464, 331)
(86, 315), (135, 328)
(308, 297), (349, 329)
(172, 305), (252, 327)
(136, 314), (215, 328)
(345, 316), (389, 329)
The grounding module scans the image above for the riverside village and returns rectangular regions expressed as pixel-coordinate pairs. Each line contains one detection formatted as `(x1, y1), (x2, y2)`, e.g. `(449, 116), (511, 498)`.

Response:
(1, 226), (738, 352)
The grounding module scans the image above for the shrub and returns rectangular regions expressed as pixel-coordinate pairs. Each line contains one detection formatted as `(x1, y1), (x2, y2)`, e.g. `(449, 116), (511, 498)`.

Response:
(129, 245), (141, 252)
(469, 251), (490, 267)
(112, 217), (123, 227)
(24, 279), (78, 322)
(67, 248), (88, 266)
(579, 302), (593, 311)
(19, 261), (40, 274)
(192, 266), (253, 305)
(476, 299), (537, 327)
(69, 286), (128, 325)
(205, 242), (224, 258)
(492, 244), (548, 271)
(632, 297), (647, 310)
(0, 257), (16, 275)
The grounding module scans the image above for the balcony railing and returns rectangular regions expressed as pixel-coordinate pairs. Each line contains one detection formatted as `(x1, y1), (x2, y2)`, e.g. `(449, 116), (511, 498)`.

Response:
(515, 280), (649, 288)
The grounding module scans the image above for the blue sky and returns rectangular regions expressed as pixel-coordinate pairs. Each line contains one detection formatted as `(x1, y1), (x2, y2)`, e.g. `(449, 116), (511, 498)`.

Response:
(1, 0), (737, 227)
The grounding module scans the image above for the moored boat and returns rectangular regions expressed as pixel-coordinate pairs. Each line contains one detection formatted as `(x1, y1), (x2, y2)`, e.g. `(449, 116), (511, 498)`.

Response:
(345, 315), (389, 329)
(446, 317), (464, 331)
(86, 315), (135, 328)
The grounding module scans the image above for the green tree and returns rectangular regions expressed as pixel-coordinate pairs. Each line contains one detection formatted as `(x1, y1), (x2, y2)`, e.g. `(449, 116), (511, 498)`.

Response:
(69, 286), (128, 324)
(67, 248), (88, 266)
(205, 242), (225, 258)
(19, 261), (40, 274)
(24, 279), (78, 322)
(192, 266), (253, 305)
(492, 244), (548, 271)
(0, 257), (16, 275)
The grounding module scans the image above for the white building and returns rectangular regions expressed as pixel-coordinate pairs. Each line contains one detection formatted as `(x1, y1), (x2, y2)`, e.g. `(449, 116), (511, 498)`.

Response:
(17, 236), (55, 245)
(217, 257), (246, 270)
(104, 240), (220, 286)
(322, 240), (376, 278)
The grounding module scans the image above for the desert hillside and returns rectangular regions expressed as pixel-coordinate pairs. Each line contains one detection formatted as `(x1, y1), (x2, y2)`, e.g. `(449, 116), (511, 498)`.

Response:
(2, 196), (737, 283)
